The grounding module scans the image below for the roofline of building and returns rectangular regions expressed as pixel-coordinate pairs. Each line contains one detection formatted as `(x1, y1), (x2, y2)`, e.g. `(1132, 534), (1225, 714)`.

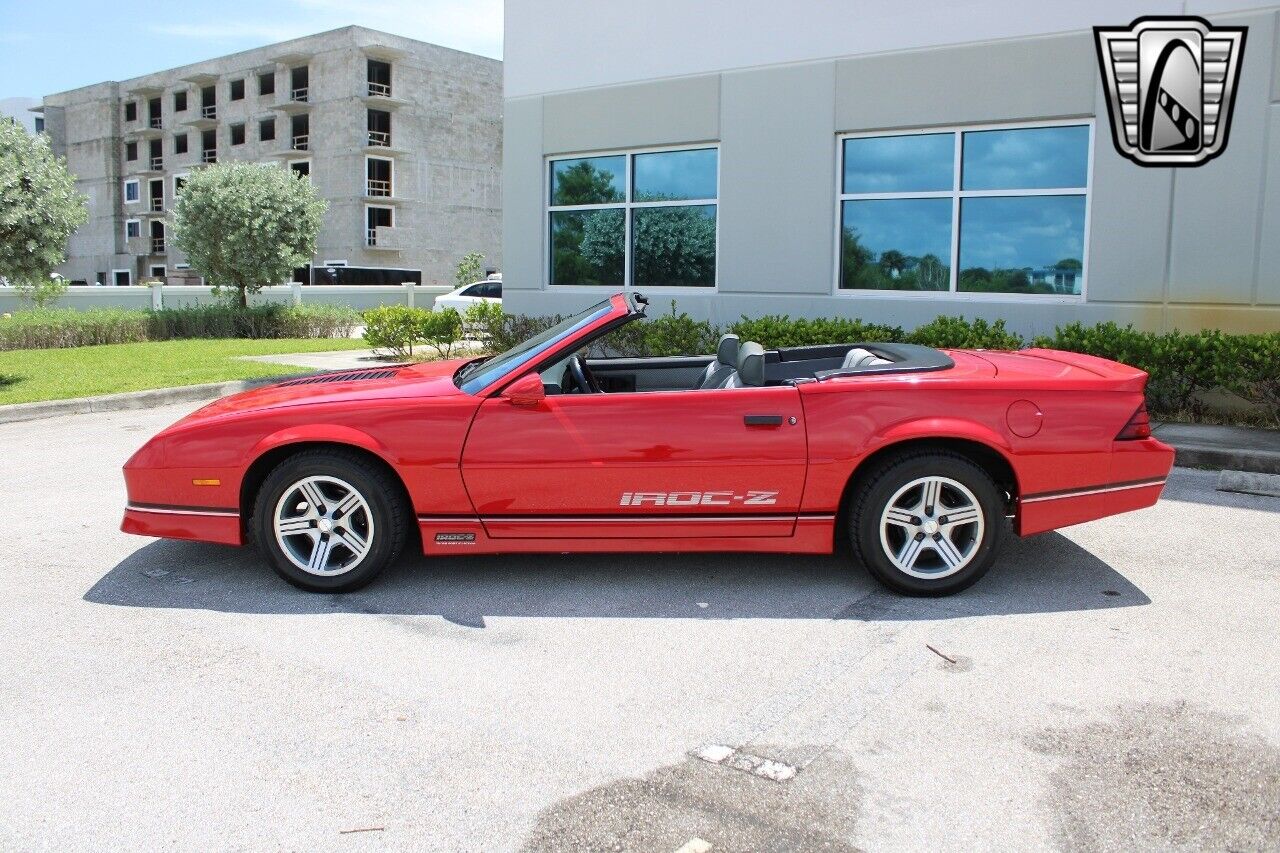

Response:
(502, 2), (1276, 99)
(43, 24), (500, 101)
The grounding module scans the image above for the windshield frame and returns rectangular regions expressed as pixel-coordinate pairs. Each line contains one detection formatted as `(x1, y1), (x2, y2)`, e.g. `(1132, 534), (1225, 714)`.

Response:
(456, 293), (635, 396)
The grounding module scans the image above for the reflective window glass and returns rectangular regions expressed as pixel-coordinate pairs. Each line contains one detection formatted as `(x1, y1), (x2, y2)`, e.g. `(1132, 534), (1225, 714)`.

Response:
(957, 195), (1086, 295)
(840, 198), (953, 291)
(843, 134), (954, 194)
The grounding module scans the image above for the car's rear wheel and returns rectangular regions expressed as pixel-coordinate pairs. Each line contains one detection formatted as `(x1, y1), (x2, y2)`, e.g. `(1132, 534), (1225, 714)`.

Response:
(253, 449), (409, 592)
(849, 451), (1004, 596)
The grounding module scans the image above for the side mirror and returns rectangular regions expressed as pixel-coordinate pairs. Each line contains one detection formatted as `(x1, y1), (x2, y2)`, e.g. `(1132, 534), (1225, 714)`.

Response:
(502, 373), (545, 408)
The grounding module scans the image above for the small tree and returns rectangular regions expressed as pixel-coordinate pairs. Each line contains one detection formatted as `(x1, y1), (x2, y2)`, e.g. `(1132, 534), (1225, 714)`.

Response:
(14, 273), (68, 308)
(0, 121), (88, 290)
(172, 162), (326, 307)
(417, 308), (464, 359)
(455, 251), (484, 290)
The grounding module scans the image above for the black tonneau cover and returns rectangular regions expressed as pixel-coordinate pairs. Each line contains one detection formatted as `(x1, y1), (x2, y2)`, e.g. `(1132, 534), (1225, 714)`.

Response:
(764, 342), (954, 383)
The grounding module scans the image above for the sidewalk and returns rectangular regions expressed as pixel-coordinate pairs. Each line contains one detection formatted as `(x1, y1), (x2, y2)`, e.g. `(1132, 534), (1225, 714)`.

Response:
(236, 348), (391, 371)
(1152, 423), (1280, 475)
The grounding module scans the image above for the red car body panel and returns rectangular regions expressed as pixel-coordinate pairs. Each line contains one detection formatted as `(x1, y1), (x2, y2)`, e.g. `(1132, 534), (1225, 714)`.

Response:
(121, 294), (1174, 557)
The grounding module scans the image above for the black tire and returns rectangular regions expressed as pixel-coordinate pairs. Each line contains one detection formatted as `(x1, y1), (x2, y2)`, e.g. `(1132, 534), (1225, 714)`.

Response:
(849, 450), (1004, 596)
(252, 448), (410, 593)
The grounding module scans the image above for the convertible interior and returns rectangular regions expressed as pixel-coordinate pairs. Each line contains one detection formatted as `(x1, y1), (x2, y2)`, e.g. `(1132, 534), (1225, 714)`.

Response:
(542, 333), (954, 395)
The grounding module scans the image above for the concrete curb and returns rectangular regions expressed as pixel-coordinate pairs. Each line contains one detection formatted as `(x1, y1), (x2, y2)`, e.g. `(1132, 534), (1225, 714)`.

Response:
(1170, 444), (1280, 475)
(1216, 470), (1280, 498)
(0, 373), (309, 425)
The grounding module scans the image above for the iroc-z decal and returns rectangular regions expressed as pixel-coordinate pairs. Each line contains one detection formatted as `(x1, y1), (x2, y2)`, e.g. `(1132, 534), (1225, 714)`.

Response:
(619, 491), (779, 507)
(434, 532), (476, 544)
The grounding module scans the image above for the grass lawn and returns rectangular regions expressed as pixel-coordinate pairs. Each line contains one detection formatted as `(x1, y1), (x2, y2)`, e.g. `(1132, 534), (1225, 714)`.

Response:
(0, 338), (370, 405)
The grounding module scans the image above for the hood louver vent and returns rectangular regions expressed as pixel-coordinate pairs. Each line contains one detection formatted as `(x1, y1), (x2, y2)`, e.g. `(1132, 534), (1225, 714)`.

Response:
(277, 368), (400, 387)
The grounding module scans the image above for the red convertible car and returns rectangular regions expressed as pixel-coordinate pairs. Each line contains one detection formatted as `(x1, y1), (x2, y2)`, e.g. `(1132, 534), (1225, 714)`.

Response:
(122, 292), (1173, 596)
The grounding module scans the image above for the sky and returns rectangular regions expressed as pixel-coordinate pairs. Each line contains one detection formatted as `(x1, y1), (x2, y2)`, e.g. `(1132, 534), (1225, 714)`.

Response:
(0, 0), (504, 97)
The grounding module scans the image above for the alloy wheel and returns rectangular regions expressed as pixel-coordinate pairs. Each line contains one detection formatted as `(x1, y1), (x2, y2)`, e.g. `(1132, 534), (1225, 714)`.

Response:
(878, 475), (984, 579)
(273, 475), (375, 576)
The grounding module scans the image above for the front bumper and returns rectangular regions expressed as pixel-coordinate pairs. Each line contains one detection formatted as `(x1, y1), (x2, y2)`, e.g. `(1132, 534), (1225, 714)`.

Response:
(121, 504), (243, 546)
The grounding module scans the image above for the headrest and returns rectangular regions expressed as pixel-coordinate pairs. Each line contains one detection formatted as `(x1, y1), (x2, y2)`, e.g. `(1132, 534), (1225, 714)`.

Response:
(843, 347), (893, 369)
(716, 333), (740, 366)
(736, 341), (765, 387)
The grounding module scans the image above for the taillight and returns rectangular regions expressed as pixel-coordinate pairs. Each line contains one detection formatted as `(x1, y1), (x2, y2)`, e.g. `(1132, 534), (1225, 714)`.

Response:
(1116, 401), (1152, 440)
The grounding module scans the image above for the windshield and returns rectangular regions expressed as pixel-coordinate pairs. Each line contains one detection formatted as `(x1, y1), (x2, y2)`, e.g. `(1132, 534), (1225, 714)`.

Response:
(457, 299), (614, 394)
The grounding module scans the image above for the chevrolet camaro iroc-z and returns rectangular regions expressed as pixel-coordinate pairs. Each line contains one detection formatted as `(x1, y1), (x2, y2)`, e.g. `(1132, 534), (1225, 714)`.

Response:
(122, 292), (1174, 596)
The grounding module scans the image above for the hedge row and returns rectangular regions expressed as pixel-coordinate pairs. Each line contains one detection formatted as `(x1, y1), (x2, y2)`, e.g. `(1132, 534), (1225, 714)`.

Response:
(460, 303), (1278, 425)
(361, 305), (468, 359)
(0, 304), (361, 351)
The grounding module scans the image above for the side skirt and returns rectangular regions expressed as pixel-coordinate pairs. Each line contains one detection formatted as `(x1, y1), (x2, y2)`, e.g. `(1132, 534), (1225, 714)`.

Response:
(417, 515), (835, 556)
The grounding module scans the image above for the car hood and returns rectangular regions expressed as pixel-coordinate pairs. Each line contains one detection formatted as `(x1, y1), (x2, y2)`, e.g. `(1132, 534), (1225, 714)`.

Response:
(177, 357), (475, 424)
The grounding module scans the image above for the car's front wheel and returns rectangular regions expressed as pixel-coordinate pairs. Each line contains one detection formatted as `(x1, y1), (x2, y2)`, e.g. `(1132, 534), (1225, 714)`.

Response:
(253, 449), (409, 592)
(850, 450), (1004, 596)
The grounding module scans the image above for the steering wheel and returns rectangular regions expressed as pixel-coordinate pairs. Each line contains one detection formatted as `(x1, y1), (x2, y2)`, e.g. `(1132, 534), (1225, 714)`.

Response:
(567, 355), (602, 394)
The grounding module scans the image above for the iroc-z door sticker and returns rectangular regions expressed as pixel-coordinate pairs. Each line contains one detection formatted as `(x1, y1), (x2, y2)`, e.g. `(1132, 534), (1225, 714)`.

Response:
(619, 491), (779, 507)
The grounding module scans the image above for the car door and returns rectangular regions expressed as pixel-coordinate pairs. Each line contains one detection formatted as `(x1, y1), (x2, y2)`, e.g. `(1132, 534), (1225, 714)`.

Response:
(460, 385), (808, 538)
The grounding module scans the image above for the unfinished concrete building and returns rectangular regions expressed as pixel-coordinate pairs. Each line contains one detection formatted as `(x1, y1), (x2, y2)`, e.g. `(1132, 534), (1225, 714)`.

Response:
(38, 26), (501, 287)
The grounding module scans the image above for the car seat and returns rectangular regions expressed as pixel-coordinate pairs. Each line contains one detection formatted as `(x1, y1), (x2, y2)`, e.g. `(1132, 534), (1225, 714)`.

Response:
(696, 334), (740, 389)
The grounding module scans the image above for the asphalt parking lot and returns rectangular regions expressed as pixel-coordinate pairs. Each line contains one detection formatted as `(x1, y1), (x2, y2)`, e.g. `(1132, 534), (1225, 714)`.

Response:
(2, 400), (1278, 851)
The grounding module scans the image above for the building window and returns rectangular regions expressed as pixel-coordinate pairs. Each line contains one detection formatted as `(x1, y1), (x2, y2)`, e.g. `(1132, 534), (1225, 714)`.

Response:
(547, 146), (719, 288)
(174, 133), (188, 155)
(367, 59), (392, 97)
(125, 141), (138, 161)
(367, 108), (391, 146)
(148, 178), (165, 212)
(174, 90), (187, 112)
(259, 116), (276, 142)
(366, 205), (393, 246)
(123, 179), (140, 204)
(837, 122), (1091, 297)
(173, 174), (188, 198)
(258, 71), (275, 97)
(125, 219), (142, 239)
(289, 159), (311, 179)
(366, 155), (392, 197)
(34, 116), (44, 133)
(290, 113), (309, 150)
(149, 264), (167, 278)
(230, 123), (246, 145)
(124, 101), (137, 122)
(230, 78), (245, 101)
(290, 66), (309, 102)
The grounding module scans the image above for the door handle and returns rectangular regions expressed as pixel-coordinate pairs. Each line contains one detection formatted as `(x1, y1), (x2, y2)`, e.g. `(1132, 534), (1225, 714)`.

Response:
(744, 414), (784, 426)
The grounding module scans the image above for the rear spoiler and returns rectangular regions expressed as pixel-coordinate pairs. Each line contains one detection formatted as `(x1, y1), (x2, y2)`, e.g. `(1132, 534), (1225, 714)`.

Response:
(1017, 348), (1148, 393)
(813, 343), (954, 380)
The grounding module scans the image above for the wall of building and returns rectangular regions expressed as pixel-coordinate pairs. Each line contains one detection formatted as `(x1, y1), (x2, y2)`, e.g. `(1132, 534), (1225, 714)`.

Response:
(0, 97), (42, 133)
(503, 4), (1280, 335)
(505, 0), (1270, 97)
(0, 283), (451, 314)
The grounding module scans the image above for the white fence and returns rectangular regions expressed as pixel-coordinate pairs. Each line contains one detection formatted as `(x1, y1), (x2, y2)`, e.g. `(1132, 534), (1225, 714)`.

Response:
(0, 283), (452, 314)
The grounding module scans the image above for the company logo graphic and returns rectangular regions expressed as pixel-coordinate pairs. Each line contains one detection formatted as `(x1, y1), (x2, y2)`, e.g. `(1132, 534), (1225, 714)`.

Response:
(1094, 16), (1246, 166)
(619, 490), (779, 507)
